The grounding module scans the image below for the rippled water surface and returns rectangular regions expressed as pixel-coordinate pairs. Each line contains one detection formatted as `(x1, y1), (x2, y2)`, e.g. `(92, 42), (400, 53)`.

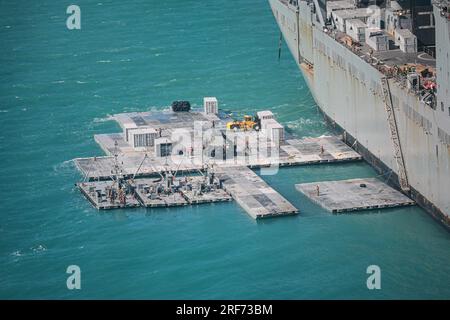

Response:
(1, 0), (449, 299)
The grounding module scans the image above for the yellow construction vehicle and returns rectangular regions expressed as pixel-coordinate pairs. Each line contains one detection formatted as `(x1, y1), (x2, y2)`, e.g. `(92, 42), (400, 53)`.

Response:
(226, 115), (260, 131)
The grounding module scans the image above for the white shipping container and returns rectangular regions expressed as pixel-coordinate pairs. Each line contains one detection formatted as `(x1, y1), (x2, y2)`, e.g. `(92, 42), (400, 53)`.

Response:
(394, 28), (417, 53)
(129, 127), (158, 150)
(326, 0), (355, 20)
(154, 137), (172, 157)
(122, 122), (138, 142)
(345, 19), (367, 43)
(257, 110), (275, 129)
(332, 8), (373, 32)
(203, 97), (218, 114)
(264, 119), (284, 143)
(257, 110), (274, 121)
(365, 29), (388, 52)
(385, 3), (412, 35)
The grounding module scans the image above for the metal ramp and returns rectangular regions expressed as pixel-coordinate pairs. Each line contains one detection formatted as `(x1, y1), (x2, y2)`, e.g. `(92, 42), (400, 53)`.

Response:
(380, 77), (410, 192)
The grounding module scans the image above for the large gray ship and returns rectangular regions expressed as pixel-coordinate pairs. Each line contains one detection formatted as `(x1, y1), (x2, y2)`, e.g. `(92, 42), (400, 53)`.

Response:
(269, 0), (450, 228)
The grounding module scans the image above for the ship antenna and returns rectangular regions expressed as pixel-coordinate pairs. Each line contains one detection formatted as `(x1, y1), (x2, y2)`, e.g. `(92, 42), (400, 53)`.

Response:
(111, 139), (123, 184)
(113, 139), (119, 177)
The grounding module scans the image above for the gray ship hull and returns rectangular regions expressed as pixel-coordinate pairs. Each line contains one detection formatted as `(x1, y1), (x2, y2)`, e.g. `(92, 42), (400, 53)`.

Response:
(269, 0), (450, 229)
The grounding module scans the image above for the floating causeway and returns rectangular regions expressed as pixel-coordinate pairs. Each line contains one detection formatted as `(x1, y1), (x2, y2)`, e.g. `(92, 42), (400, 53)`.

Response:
(73, 105), (368, 219)
(77, 181), (141, 210)
(74, 135), (361, 180)
(216, 166), (298, 218)
(295, 178), (415, 213)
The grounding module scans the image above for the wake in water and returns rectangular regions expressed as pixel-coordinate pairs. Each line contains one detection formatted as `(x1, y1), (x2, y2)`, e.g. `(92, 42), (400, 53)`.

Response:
(93, 114), (115, 123)
(31, 244), (47, 253)
(52, 160), (80, 192)
(11, 250), (23, 257)
(119, 105), (173, 113)
(285, 117), (317, 128)
(52, 159), (76, 173)
(10, 245), (47, 260)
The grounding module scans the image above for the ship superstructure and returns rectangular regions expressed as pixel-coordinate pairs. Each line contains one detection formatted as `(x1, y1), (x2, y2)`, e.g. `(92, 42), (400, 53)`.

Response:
(269, 0), (450, 228)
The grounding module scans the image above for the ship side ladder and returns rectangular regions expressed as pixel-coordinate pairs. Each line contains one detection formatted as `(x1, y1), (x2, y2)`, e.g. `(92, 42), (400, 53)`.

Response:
(380, 77), (410, 192)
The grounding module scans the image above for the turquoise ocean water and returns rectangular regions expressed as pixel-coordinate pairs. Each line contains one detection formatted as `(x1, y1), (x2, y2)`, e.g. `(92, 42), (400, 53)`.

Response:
(1, 0), (449, 299)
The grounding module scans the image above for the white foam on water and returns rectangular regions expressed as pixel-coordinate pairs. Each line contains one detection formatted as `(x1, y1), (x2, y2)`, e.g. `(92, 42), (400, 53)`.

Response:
(53, 159), (75, 172)
(270, 103), (289, 110)
(12, 83), (28, 88)
(285, 117), (316, 128)
(11, 250), (23, 257)
(31, 244), (47, 253)
(153, 106), (172, 112)
(93, 114), (114, 123)
(153, 82), (167, 87)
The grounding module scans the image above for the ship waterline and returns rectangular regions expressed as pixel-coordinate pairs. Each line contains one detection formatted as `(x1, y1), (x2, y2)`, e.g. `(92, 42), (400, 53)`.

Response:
(268, 0), (450, 229)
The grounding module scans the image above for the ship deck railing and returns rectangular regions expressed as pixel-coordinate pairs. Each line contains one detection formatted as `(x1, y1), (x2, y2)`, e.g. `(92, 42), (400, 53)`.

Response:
(322, 28), (437, 105)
